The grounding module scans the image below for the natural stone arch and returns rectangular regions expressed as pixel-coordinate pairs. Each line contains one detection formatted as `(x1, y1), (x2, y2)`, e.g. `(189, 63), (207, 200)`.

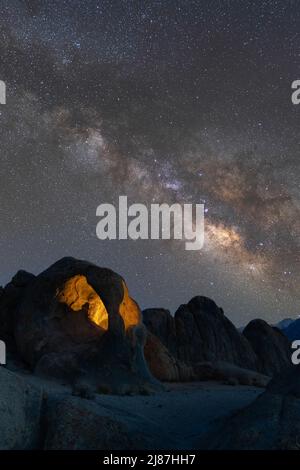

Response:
(11, 257), (159, 394)
(57, 275), (141, 333)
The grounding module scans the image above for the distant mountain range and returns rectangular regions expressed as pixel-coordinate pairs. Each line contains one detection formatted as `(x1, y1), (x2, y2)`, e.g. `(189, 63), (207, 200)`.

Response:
(238, 318), (295, 334)
(271, 317), (300, 341)
(281, 318), (300, 341)
(274, 318), (295, 330)
(239, 318), (300, 340)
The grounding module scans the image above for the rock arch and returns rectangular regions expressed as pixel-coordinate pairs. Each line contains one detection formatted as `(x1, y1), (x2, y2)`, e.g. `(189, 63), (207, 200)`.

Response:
(11, 257), (158, 394)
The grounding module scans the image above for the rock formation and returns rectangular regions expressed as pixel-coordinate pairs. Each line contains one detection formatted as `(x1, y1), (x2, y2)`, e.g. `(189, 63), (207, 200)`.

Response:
(144, 296), (258, 371)
(243, 319), (291, 376)
(193, 361), (269, 387)
(44, 396), (139, 450)
(0, 368), (42, 450)
(0, 257), (291, 394)
(0, 269), (36, 352)
(0, 366), (147, 450)
(144, 332), (195, 382)
(0, 257), (160, 394)
(0, 256), (296, 450)
(201, 364), (300, 450)
(143, 308), (177, 357)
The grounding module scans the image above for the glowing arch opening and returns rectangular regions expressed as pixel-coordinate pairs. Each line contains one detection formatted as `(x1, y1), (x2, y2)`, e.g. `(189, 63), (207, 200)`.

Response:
(57, 275), (140, 332)
(57, 275), (108, 331)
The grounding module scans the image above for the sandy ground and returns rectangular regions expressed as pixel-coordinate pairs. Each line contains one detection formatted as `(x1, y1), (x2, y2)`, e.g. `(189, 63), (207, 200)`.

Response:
(15, 368), (263, 449)
(92, 381), (263, 449)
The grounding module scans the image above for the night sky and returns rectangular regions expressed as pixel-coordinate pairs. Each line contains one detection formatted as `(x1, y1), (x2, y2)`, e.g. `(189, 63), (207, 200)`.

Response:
(0, 0), (299, 326)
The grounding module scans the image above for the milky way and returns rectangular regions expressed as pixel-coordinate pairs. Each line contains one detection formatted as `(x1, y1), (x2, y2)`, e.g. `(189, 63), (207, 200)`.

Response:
(0, 0), (299, 325)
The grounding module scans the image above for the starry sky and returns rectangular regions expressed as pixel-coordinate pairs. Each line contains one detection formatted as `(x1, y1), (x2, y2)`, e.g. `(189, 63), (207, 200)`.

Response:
(0, 0), (299, 326)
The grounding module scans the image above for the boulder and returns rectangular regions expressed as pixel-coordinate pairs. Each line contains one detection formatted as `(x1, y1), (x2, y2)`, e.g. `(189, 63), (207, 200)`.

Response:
(243, 319), (291, 376)
(11, 270), (36, 288)
(193, 361), (270, 387)
(143, 297), (259, 374)
(144, 332), (195, 382)
(174, 297), (257, 370)
(143, 309), (177, 357)
(143, 297), (258, 371)
(144, 330), (269, 386)
(0, 367), (42, 449)
(44, 396), (140, 450)
(0, 270), (35, 350)
(202, 365), (300, 450)
(143, 302), (300, 377)
(267, 364), (300, 398)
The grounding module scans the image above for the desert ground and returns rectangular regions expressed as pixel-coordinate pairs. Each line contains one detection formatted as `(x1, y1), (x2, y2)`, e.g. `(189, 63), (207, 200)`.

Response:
(92, 382), (263, 449)
(16, 369), (263, 449)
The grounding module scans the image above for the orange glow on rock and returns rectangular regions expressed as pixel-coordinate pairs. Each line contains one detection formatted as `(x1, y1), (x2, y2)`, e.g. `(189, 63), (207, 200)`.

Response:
(57, 275), (140, 332)
(57, 275), (108, 331)
(119, 281), (141, 330)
